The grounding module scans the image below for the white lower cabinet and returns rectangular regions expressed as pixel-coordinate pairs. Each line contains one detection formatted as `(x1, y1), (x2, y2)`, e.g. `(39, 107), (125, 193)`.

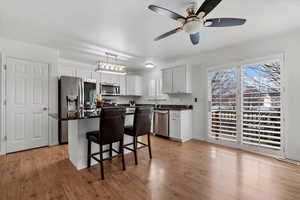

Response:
(169, 110), (192, 142)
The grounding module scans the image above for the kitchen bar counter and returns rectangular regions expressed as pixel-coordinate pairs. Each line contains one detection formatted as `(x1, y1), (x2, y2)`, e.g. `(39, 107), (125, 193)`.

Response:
(49, 109), (135, 170)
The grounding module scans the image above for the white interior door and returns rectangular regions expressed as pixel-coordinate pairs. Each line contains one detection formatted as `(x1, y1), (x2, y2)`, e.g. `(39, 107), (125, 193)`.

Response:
(6, 57), (49, 153)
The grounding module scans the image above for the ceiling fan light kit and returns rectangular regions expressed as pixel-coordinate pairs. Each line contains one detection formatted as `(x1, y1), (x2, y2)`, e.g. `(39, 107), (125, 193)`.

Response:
(183, 19), (203, 34)
(148, 0), (246, 45)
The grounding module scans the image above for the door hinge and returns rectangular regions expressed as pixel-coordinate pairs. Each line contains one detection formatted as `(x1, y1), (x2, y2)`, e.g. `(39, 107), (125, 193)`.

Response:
(3, 64), (7, 70)
(3, 100), (6, 106)
(4, 136), (7, 141)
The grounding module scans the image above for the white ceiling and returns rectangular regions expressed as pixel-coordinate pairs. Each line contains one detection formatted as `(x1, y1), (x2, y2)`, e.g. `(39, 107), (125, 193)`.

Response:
(1, 0), (300, 69)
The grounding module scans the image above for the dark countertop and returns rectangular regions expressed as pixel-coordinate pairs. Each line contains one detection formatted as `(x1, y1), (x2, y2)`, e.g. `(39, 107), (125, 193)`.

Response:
(118, 104), (193, 111)
(49, 109), (134, 121)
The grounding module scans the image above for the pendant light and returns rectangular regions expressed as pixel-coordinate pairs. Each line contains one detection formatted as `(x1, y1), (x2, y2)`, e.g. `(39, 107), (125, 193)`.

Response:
(95, 52), (127, 75)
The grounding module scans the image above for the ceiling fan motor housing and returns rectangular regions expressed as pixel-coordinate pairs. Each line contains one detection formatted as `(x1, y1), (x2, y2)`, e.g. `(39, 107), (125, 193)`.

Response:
(183, 18), (203, 34)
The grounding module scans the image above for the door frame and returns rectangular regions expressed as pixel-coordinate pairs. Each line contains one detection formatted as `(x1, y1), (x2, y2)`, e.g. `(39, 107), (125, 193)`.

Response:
(0, 51), (4, 155)
(206, 53), (287, 158)
(1, 56), (51, 155)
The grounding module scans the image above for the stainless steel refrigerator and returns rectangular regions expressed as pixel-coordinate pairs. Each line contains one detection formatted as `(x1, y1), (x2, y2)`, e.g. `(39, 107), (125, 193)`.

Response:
(58, 76), (83, 144)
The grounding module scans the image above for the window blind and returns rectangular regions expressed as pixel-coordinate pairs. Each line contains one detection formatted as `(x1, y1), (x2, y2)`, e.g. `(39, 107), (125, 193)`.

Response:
(208, 69), (238, 142)
(241, 60), (281, 150)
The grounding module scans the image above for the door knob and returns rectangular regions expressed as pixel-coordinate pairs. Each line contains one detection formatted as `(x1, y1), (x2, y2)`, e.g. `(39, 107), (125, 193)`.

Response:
(43, 107), (48, 111)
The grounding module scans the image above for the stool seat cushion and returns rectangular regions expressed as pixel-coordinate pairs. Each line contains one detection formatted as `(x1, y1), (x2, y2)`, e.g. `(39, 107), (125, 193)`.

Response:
(86, 131), (100, 143)
(124, 126), (134, 136)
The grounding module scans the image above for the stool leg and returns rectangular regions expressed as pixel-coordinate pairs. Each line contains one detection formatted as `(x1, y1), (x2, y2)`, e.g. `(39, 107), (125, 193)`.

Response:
(87, 140), (91, 168)
(133, 136), (138, 165)
(109, 143), (113, 162)
(147, 133), (152, 159)
(99, 144), (104, 180)
(120, 140), (126, 170)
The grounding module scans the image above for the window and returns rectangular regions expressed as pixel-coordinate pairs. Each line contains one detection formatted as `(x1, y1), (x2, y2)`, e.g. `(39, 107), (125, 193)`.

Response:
(208, 69), (238, 142)
(242, 60), (281, 150)
(208, 57), (283, 154)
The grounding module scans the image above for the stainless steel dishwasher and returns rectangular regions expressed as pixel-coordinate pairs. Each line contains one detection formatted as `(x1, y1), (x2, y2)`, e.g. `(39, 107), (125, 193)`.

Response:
(153, 110), (169, 137)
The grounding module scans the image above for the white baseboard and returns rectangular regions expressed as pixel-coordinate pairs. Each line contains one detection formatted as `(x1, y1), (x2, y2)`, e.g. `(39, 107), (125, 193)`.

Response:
(170, 137), (193, 143)
(192, 135), (206, 141)
(276, 157), (300, 165)
(285, 153), (300, 162)
(49, 141), (59, 146)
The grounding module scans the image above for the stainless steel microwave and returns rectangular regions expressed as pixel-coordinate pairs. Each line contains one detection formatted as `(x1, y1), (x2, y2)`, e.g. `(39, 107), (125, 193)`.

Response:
(100, 83), (120, 96)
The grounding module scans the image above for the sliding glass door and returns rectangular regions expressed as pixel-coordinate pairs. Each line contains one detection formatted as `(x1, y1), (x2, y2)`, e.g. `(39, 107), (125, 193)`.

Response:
(208, 68), (238, 146)
(208, 57), (284, 156)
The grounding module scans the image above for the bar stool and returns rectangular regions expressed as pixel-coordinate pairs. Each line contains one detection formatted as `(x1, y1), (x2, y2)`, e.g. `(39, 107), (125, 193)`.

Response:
(86, 107), (126, 180)
(124, 106), (153, 165)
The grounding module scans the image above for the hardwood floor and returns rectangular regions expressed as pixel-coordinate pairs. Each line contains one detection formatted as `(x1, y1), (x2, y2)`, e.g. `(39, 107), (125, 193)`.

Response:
(1, 136), (300, 200)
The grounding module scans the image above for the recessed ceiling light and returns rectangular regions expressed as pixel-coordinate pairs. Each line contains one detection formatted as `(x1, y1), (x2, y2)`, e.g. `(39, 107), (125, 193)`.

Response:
(145, 63), (155, 68)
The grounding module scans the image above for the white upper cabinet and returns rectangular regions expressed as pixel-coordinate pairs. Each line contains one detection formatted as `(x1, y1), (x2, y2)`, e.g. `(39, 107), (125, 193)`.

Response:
(91, 72), (101, 82)
(148, 80), (156, 97)
(58, 66), (77, 77)
(119, 75), (126, 95)
(101, 73), (111, 83)
(161, 65), (192, 94)
(77, 68), (93, 80)
(162, 69), (173, 93)
(126, 75), (143, 96)
(58, 61), (143, 97)
(146, 79), (168, 100)
(100, 73), (120, 84)
(172, 66), (187, 93)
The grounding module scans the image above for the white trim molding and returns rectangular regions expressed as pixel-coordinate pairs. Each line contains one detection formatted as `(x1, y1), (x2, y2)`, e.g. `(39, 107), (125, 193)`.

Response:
(0, 52), (6, 155)
(206, 53), (286, 158)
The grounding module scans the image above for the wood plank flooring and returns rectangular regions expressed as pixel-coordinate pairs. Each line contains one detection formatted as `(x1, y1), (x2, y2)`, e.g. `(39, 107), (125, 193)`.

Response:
(1, 136), (300, 200)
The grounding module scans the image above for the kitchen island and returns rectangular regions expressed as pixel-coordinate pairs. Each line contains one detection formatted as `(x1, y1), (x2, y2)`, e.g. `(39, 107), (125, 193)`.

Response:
(51, 110), (134, 170)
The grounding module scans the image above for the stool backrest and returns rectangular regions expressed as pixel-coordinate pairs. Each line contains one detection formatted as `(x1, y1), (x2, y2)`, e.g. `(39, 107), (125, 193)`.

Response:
(100, 107), (126, 145)
(133, 106), (153, 137)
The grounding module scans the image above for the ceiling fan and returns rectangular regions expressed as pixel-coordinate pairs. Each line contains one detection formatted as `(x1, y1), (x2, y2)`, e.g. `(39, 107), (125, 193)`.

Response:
(148, 0), (246, 45)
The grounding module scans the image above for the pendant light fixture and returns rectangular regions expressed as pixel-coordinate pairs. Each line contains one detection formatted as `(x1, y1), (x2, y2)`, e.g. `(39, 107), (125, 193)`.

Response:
(95, 52), (127, 75)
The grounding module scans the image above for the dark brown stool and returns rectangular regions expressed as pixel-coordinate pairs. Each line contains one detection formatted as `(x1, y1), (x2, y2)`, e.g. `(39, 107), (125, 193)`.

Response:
(86, 107), (126, 180)
(124, 106), (153, 165)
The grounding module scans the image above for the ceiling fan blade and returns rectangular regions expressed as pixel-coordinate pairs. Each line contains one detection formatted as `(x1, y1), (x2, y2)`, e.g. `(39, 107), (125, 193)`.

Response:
(190, 32), (200, 45)
(205, 18), (246, 27)
(148, 5), (186, 21)
(196, 0), (222, 17)
(154, 27), (182, 41)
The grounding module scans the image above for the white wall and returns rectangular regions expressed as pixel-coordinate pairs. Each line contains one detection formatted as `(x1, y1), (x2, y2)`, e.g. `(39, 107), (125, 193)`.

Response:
(163, 29), (300, 161)
(0, 37), (59, 154)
